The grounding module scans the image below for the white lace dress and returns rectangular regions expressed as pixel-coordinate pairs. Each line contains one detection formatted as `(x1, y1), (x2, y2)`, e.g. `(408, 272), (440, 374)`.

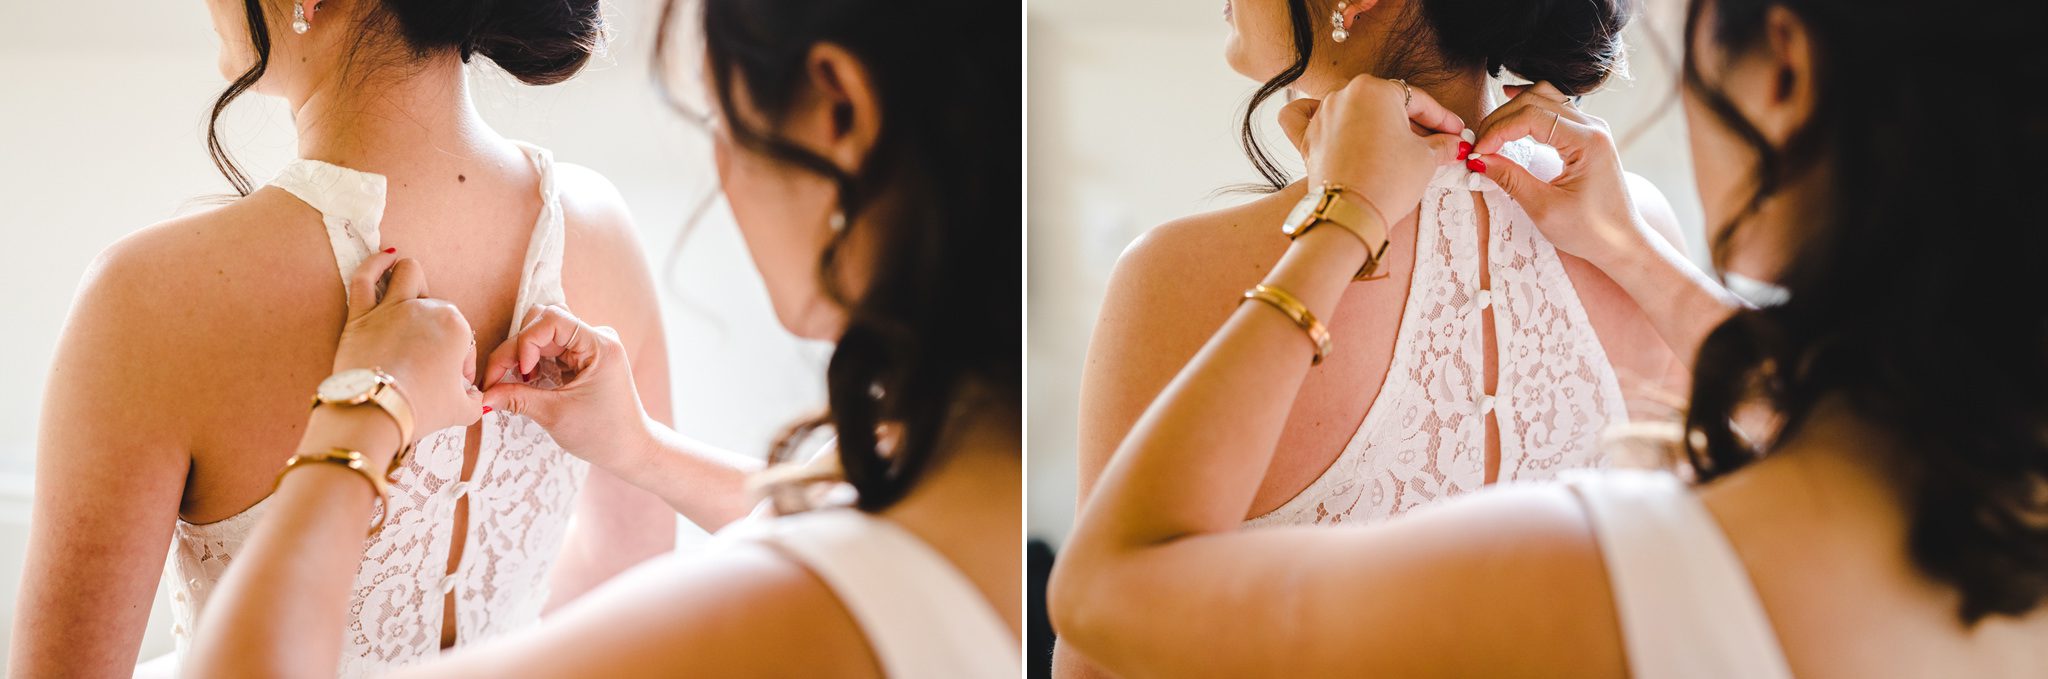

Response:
(153, 142), (589, 677)
(1247, 138), (1627, 527)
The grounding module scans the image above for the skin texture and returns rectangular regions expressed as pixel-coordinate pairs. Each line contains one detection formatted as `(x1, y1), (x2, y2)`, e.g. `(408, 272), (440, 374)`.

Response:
(1048, 5), (2048, 678)
(6, 2), (679, 675)
(175, 16), (1021, 679)
(1058, 1), (1683, 674)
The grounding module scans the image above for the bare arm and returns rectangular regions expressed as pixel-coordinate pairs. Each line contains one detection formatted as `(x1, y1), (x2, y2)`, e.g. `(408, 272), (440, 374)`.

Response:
(9, 244), (194, 677)
(545, 167), (682, 607)
(1049, 76), (1629, 677)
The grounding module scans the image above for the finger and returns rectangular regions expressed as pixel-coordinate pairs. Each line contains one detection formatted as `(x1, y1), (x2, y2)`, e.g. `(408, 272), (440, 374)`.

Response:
(518, 308), (597, 377)
(1479, 152), (1553, 212)
(481, 382), (553, 423)
(1476, 104), (1601, 156)
(345, 248), (401, 319)
(1425, 132), (1465, 165)
(1278, 98), (1320, 158)
(380, 258), (429, 307)
(1474, 92), (1590, 154)
(1401, 85), (1466, 136)
(462, 336), (479, 387)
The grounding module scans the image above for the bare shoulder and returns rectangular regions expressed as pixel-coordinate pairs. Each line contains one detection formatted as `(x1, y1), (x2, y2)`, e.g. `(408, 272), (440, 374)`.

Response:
(77, 189), (325, 328)
(1318, 481), (1625, 676)
(1092, 184), (1304, 350)
(423, 542), (878, 678)
(552, 161), (641, 257)
(548, 162), (664, 336)
(1624, 171), (1687, 255)
(1073, 185), (1304, 493)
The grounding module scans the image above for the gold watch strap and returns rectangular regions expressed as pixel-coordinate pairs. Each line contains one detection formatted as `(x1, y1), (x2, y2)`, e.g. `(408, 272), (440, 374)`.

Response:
(1242, 284), (1331, 365)
(311, 370), (416, 447)
(277, 448), (392, 536)
(368, 379), (416, 447)
(1293, 184), (1394, 280)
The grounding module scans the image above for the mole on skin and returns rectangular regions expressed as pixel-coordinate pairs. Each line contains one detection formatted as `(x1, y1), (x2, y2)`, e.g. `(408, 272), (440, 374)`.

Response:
(458, 174), (466, 183)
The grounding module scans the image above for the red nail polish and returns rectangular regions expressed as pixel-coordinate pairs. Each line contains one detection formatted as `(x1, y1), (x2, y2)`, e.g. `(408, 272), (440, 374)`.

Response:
(1466, 158), (1487, 173)
(1458, 141), (1473, 157)
(482, 405), (493, 414)
(383, 247), (397, 254)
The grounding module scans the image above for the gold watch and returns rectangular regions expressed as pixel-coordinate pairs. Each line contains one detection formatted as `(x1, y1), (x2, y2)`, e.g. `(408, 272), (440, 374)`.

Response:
(312, 368), (415, 446)
(1282, 183), (1392, 280)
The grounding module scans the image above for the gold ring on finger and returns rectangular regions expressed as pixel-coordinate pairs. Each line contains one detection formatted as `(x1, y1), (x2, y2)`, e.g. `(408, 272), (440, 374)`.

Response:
(1389, 78), (1411, 108)
(566, 325), (582, 348)
(1548, 110), (1562, 144)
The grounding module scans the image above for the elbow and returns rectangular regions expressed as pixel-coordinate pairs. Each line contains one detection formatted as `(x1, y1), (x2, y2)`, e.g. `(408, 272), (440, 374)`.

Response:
(1045, 542), (1115, 658)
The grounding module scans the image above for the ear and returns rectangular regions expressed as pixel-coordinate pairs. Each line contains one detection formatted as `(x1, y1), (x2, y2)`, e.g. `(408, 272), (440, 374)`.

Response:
(1754, 5), (1816, 144)
(798, 43), (883, 174)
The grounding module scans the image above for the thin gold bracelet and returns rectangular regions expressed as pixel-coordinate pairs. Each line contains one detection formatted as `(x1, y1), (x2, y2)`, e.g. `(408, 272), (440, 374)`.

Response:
(276, 448), (392, 536)
(1242, 283), (1331, 365)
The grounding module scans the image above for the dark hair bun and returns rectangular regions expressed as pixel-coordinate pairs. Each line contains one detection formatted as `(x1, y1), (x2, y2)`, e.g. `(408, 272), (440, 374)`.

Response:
(380, 0), (605, 86)
(1425, 0), (1632, 96)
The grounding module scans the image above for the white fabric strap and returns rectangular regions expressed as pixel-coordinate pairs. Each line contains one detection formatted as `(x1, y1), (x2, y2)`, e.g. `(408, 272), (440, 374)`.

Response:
(270, 158), (389, 301)
(1565, 469), (1794, 679)
(741, 509), (1020, 679)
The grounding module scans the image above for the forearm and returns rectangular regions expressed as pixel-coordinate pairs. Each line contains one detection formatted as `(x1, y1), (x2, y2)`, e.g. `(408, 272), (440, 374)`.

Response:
(1599, 225), (1745, 367)
(184, 407), (398, 679)
(606, 417), (764, 532)
(545, 466), (678, 611)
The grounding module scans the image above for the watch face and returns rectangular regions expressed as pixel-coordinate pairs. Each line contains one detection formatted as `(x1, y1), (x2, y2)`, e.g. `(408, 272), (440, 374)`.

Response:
(318, 368), (383, 403)
(1283, 193), (1318, 236)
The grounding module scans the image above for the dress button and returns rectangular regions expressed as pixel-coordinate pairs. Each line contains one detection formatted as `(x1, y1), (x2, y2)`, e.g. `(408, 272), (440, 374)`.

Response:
(1478, 394), (1497, 416)
(172, 590), (186, 603)
(1474, 289), (1492, 311)
(449, 481), (472, 499)
(438, 573), (458, 594)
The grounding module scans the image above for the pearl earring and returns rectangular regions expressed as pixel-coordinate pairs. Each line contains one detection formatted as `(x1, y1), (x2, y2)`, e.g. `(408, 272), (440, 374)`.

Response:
(291, 1), (310, 34)
(1331, 2), (1368, 43)
(828, 211), (847, 234)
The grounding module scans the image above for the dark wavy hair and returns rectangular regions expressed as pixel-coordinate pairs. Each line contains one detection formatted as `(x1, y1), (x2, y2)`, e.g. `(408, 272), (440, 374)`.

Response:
(1239, 0), (1632, 190)
(1679, 0), (2047, 624)
(206, 0), (604, 194)
(658, 0), (1021, 512)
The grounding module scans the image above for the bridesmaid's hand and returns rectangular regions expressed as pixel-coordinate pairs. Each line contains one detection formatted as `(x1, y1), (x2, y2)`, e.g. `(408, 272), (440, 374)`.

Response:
(479, 305), (652, 472)
(1472, 81), (1657, 271)
(1298, 75), (1467, 223)
(330, 250), (484, 462)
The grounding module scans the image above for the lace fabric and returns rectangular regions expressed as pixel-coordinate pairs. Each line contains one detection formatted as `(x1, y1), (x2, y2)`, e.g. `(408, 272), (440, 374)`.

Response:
(1245, 139), (1627, 528)
(161, 142), (588, 677)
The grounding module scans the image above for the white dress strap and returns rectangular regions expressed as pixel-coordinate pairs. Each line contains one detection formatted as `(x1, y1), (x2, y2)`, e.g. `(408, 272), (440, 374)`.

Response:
(506, 141), (568, 331)
(269, 158), (389, 301)
(733, 509), (1020, 678)
(1563, 469), (1794, 679)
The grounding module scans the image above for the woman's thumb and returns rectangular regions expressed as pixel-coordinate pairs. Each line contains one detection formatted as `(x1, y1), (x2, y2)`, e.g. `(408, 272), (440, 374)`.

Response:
(482, 382), (553, 423)
(1278, 98), (1320, 158)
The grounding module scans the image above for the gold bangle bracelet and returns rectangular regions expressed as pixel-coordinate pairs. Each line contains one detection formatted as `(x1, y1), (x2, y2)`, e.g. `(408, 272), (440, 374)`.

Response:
(1241, 284), (1331, 365)
(276, 448), (392, 536)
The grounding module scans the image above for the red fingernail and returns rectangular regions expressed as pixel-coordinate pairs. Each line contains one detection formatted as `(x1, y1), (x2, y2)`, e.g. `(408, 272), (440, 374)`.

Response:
(1466, 158), (1487, 173)
(482, 405), (493, 414)
(1458, 141), (1473, 157)
(383, 247), (397, 254)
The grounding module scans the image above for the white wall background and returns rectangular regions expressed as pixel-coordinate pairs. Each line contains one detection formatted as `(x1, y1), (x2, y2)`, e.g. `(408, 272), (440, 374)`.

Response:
(1026, 0), (1706, 546)
(0, 0), (829, 663)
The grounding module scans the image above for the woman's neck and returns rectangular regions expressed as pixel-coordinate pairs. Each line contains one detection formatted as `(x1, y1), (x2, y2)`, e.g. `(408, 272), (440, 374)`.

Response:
(1302, 67), (1499, 127)
(285, 55), (502, 175)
